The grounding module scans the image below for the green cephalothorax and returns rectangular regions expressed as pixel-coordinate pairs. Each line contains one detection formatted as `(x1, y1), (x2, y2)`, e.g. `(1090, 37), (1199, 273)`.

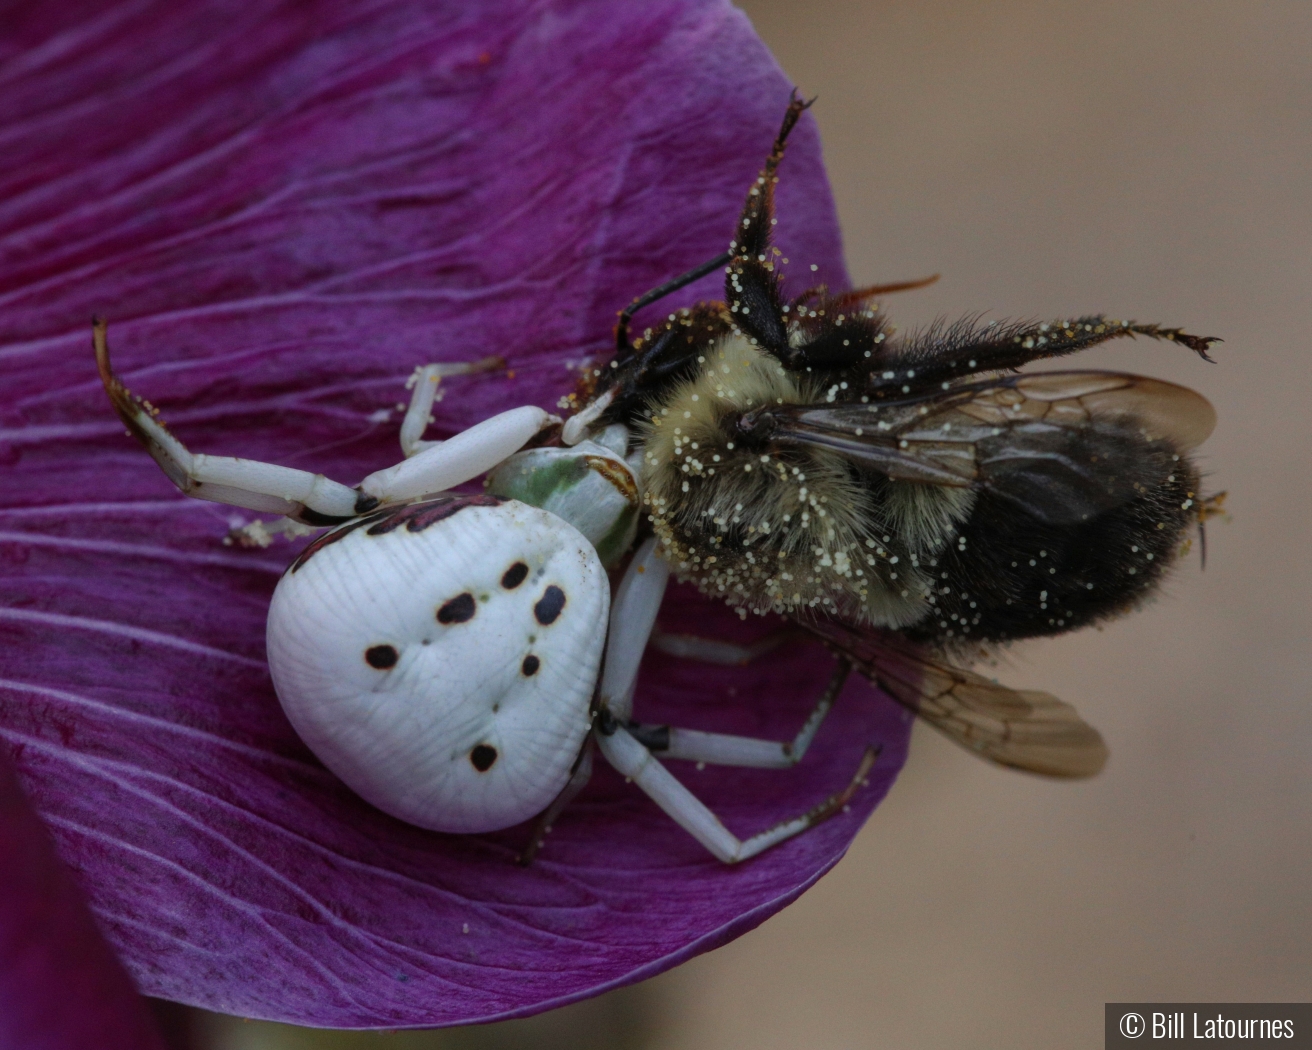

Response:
(485, 434), (639, 568)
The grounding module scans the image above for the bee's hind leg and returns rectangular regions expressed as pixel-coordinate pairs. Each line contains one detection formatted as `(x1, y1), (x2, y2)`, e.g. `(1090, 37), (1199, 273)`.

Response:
(869, 316), (1221, 394)
(648, 627), (800, 666)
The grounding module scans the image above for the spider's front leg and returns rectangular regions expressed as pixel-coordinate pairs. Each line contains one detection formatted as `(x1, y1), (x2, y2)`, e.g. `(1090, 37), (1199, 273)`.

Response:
(98, 320), (557, 520)
(595, 537), (875, 864)
(366, 352), (559, 503)
(96, 320), (359, 525)
(398, 357), (503, 458)
(357, 402), (557, 505)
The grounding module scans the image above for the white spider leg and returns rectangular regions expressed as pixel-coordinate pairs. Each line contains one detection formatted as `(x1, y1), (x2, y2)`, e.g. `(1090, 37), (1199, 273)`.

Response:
(399, 358), (503, 458)
(648, 628), (797, 666)
(595, 726), (877, 864)
(627, 659), (851, 768)
(561, 388), (615, 446)
(94, 320), (359, 523)
(597, 537), (670, 723)
(358, 405), (558, 504)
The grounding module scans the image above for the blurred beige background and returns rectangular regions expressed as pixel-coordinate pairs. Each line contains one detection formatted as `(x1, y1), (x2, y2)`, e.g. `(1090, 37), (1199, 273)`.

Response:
(174, 2), (1312, 1048)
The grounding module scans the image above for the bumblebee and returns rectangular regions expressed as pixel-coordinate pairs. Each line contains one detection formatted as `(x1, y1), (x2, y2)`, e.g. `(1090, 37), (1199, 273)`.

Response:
(570, 93), (1220, 778)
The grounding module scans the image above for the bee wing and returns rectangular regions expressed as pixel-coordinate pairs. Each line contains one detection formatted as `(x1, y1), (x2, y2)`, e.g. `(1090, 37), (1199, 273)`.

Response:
(756, 370), (1215, 525)
(805, 619), (1109, 778)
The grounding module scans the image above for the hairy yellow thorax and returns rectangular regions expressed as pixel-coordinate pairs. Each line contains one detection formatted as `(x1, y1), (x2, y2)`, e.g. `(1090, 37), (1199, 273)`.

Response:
(637, 336), (973, 626)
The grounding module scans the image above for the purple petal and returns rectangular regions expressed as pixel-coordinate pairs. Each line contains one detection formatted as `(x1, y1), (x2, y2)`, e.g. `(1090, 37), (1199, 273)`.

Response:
(0, 0), (911, 1028)
(0, 750), (166, 1049)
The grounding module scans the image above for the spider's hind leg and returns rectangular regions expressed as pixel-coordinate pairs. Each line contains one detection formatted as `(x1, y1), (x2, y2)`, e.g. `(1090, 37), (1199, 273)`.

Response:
(596, 725), (876, 864)
(596, 539), (876, 863)
(517, 740), (595, 866)
(627, 658), (852, 769)
(648, 627), (797, 665)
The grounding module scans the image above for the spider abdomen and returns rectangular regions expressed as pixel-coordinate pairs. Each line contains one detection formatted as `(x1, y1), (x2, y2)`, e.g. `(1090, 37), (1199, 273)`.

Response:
(267, 496), (607, 834)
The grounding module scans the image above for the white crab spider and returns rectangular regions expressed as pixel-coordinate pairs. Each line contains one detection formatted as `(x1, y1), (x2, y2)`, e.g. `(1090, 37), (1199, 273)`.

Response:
(94, 320), (874, 863)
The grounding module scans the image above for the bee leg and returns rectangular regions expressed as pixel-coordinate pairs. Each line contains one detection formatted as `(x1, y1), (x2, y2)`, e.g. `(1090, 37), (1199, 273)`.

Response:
(869, 316), (1221, 393)
(723, 94), (813, 362)
(627, 659), (852, 769)
(516, 740), (594, 866)
(790, 274), (940, 310)
(595, 725), (876, 864)
(614, 251), (732, 354)
(94, 319), (360, 525)
(398, 357), (504, 457)
(728, 95), (922, 377)
(648, 627), (798, 665)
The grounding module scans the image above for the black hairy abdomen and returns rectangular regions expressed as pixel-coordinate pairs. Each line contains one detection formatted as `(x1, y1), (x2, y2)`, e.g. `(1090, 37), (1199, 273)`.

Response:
(906, 458), (1199, 645)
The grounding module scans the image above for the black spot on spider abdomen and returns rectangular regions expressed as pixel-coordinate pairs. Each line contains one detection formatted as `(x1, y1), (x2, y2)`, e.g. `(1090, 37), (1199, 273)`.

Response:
(534, 586), (566, 625)
(364, 644), (398, 669)
(289, 494), (507, 573)
(368, 494), (505, 536)
(470, 744), (498, 772)
(521, 654), (540, 676)
(437, 592), (476, 624)
(501, 562), (529, 589)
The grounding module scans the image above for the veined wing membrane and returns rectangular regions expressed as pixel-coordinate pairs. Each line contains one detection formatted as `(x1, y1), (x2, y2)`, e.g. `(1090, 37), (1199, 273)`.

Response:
(804, 619), (1108, 778)
(747, 370), (1215, 525)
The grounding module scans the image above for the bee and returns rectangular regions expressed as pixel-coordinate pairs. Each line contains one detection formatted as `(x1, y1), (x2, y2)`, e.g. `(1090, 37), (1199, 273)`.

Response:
(562, 92), (1220, 777)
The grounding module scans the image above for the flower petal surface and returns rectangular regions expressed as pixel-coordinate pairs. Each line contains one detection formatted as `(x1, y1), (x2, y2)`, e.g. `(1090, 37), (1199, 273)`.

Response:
(0, 0), (911, 1027)
(0, 751), (167, 1049)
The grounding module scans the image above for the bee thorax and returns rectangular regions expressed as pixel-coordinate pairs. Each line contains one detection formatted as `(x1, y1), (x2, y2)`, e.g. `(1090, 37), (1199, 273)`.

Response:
(637, 338), (970, 627)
